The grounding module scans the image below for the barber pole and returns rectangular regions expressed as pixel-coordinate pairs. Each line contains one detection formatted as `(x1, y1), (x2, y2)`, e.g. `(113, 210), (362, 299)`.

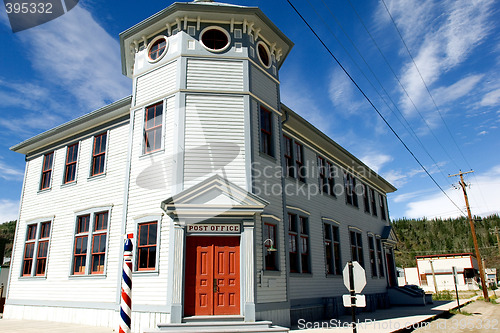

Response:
(120, 234), (133, 333)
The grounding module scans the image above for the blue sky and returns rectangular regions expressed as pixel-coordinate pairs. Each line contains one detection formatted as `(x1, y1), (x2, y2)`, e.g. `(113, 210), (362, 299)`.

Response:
(0, 0), (499, 222)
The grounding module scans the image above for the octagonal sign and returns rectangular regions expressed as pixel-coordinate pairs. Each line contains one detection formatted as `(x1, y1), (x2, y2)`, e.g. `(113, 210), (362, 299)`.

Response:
(342, 261), (366, 293)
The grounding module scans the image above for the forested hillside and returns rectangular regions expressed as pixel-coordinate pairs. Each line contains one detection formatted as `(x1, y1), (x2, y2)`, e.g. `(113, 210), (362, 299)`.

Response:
(392, 214), (500, 274)
(0, 220), (16, 259)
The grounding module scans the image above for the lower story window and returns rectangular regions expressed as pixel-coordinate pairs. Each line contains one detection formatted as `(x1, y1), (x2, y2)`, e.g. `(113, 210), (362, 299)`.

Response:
(264, 223), (278, 271)
(350, 230), (364, 267)
(137, 221), (158, 271)
(72, 209), (110, 275)
(22, 221), (52, 277)
(288, 213), (310, 273)
(324, 223), (341, 275)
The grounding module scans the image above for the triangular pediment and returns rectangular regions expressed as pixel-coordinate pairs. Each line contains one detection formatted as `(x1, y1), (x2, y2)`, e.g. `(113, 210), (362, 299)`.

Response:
(161, 175), (268, 219)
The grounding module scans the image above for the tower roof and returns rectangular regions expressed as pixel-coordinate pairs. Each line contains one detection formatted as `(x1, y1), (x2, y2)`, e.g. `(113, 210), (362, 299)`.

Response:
(120, 2), (294, 77)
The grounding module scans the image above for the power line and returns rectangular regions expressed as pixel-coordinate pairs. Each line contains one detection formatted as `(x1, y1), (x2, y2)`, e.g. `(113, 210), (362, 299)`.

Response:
(378, 0), (491, 213)
(285, 0), (466, 217)
(309, 0), (453, 187)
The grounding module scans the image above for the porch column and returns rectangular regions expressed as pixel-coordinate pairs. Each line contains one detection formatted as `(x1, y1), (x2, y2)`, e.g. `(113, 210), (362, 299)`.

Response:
(242, 219), (255, 321)
(171, 224), (184, 323)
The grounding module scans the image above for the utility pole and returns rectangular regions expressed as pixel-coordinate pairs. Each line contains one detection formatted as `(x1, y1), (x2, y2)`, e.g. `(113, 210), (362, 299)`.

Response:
(449, 170), (489, 302)
(429, 260), (438, 294)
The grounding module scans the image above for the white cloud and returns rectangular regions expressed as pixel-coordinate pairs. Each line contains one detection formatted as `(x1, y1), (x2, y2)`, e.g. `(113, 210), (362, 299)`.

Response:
(328, 68), (365, 115)
(360, 152), (393, 174)
(382, 0), (495, 115)
(0, 199), (19, 223)
(281, 75), (330, 134)
(16, 5), (130, 110)
(433, 74), (484, 106)
(480, 88), (500, 107)
(0, 160), (24, 181)
(403, 165), (500, 218)
(478, 130), (487, 136)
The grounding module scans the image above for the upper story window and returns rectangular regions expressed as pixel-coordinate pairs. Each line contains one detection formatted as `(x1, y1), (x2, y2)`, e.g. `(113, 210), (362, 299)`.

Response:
(91, 133), (107, 176)
(318, 157), (335, 196)
(284, 136), (294, 177)
(22, 220), (52, 277)
(362, 183), (370, 213)
(40, 152), (54, 190)
(380, 194), (387, 220)
(324, 223), (341, 275)
(72, 209), (110, 275)
(144, 101), (163, 154)
(350, 230), (364, 267)
(137, 221), (158, 271)
(260, 106), (273, 157)
(147, 36), (168, 62)
(344, 172), (358, 207)
(200, 26), (231, 52)
(295, 142), (305, 182)
(264, 222), (278, 271)
(64, 143), (79, 184)
(370, 188), (377, 216)
(257, 41), (271, 68)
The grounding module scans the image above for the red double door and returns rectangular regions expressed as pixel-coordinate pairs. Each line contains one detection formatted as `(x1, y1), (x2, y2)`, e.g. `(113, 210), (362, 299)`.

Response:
(184, 236), (240, 316)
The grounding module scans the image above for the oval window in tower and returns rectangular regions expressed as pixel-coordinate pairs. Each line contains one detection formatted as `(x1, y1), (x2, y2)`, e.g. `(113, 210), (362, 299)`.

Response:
(147, 36), (168, 63)
(200, 26), (231, 52)
(257, 41), (271, 69)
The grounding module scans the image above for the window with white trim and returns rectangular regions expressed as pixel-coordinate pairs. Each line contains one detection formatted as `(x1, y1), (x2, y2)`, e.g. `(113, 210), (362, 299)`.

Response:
(260, 106), (273, 157)
(144, 101), (163, 154)
(368, 235), (377, 277)
(40, 152), (54, 190)
(72, 210), (110, 275)
(344, 172), (358, 207)
(263, 222), (278, 271)
(370, 188), (377, 216)
(380, 193), (387, 220)
(137, 221), (158, 271)
(288, 213), (309, 273)
(22, 220), (52, 277)
(350, 230), (364, 267)
(64, 143), (79, 184)
(376, 237), (384, 277)
(324, 223), (341, 275)
(362, 183), (370, 213)
(91, 133), (107, 176)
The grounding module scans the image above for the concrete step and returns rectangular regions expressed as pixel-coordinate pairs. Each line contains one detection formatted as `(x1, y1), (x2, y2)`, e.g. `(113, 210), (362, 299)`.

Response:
(145, 320), (289, 333)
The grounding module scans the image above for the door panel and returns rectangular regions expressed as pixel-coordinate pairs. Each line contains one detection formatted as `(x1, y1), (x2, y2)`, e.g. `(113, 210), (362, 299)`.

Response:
(184, 236), (240, 316)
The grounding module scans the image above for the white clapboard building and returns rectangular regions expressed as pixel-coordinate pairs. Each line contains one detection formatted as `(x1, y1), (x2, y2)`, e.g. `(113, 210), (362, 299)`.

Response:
(5, 1), (397, 331)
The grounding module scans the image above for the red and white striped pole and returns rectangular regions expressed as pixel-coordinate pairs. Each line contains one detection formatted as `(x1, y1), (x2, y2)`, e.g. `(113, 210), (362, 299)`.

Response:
(120, 234), (133, 333)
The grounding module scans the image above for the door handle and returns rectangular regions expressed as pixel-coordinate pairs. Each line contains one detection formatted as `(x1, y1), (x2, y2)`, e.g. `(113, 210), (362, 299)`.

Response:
(213, 278), (218, 293)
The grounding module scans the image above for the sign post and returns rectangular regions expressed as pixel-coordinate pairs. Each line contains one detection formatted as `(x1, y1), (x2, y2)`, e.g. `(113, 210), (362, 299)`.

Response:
(452, 266), (460, 312)
(343, 261), (366, 333)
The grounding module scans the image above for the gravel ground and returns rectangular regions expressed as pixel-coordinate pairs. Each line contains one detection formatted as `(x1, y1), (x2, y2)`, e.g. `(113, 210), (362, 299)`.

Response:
(412, 300), (500, 333)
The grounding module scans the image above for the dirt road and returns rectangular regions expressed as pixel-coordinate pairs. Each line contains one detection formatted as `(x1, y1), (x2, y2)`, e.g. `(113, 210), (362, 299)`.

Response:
(413, 300), (499, 332)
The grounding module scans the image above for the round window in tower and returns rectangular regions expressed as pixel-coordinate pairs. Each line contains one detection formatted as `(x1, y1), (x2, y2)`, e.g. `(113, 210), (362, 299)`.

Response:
(257, 41), (271, 69)
(147, 36), (168, 63)
(200, 26), (231, 52)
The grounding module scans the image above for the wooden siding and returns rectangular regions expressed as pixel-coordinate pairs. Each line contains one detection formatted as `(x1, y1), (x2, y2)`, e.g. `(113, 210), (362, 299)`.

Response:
(135, 60), (177, 106)
(124, 95), (177, 306)
(186, 59), (244, 92)
(251, 99), (287, 304)
(250, 65), (278, 109)
(285, 143), (390, 300)
(8, 122), (129, 303)
(184, 94), (246, 189)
